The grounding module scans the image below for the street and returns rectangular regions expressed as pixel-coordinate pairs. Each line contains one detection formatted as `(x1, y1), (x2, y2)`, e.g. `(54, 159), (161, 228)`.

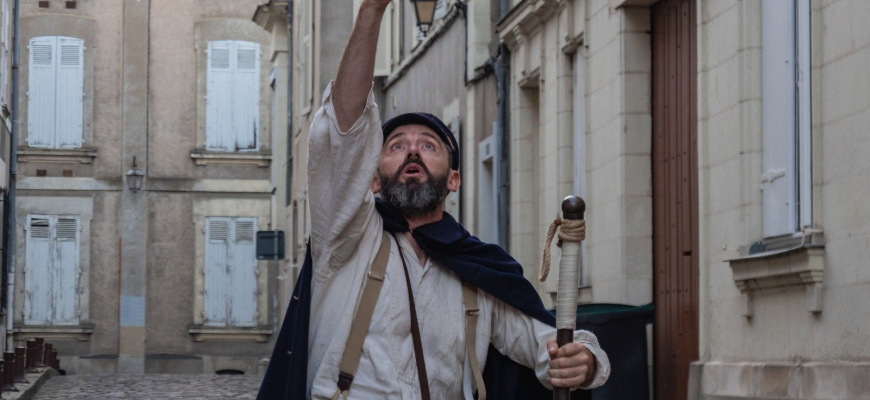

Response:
(32, 374), (261, 399)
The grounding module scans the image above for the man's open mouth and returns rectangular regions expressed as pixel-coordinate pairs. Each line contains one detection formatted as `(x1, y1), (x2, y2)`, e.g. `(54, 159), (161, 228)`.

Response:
(401, 163), (425, 178)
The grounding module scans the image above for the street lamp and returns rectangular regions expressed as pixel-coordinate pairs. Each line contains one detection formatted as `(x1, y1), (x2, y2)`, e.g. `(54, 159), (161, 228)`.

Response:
(410, 0), (437, 38)
(126, 156), (145, 192)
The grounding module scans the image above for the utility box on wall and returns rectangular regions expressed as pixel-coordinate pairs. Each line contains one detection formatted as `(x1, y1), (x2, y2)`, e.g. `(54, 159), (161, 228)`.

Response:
(256, 230), (285, 260)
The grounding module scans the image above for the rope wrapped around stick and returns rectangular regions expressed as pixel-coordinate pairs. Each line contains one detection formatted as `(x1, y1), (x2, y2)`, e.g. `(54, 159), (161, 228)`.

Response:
(539, 218), (586, 282)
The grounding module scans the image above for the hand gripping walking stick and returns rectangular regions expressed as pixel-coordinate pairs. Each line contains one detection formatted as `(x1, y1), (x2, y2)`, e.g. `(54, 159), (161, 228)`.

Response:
(539, 195), (586, 400)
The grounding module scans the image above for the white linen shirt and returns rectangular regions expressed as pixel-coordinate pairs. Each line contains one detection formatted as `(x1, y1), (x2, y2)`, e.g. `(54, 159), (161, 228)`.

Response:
(306, 82), (610, 400)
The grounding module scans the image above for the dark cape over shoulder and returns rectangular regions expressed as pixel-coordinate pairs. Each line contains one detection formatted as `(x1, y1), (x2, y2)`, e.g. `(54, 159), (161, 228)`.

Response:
(256, 200), (590, 400)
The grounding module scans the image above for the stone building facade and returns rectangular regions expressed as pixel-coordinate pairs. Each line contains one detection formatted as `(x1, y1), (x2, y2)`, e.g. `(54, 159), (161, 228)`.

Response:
(11, 0), (279, 374)
(268, 0), (870, 398)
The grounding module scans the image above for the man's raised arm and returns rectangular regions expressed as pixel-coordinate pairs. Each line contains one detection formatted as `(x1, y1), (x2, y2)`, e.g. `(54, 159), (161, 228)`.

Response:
(333, 0), (391, 132)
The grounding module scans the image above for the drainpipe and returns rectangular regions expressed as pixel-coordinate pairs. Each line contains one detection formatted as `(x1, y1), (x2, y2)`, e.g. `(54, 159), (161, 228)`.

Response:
(493, 45), (510, 250)
(6, 0), (20, 349)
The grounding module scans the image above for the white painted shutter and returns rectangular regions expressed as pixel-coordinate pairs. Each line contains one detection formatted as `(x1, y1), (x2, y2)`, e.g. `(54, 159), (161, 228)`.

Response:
(27, 37), (56, 148)
(55, 37), (84, 148)
(52, 217), (79, 325)
(228, 218), (257, 327)
(298, 0), (313, 114)
(0, 0), (9, 106)
(761, 1), (798, 237)
(204, 217), (230, 326)
(25, 216), (52, 325)
(352, 0), (393, 77)
(206, 42), (234, 151)
(234, 42), (260, 151)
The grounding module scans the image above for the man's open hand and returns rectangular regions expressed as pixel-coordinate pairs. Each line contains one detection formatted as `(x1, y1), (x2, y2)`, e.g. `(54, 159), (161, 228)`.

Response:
(546, 339), (596, 388)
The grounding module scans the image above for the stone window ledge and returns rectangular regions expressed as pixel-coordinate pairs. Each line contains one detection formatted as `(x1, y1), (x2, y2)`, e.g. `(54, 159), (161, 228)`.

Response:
(190, 150), (271, 167)
(726, 232), (825, 317)
(18, 148), (98, 164)
(14, 323), (95, 342)
(188, 325), (272, 342)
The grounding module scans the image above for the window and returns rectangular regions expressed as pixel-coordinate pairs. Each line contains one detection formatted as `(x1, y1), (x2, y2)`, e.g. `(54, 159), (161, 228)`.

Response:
(24, 215), (80, 326)
(204, 217), (258, 327)
(1, 0), (9, 106)
(572, 48), (588, 287)
(27, 36), (84, 149)
(761, 0), (812, 238)
(297, 0), (313, 114)
(205, 40), (261, 152)
(352, 0), (394, 77)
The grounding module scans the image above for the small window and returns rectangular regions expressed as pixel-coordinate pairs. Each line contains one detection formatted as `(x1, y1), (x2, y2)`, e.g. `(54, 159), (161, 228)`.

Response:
(203, 217), (259, 327)
(24, 215), (81, 326)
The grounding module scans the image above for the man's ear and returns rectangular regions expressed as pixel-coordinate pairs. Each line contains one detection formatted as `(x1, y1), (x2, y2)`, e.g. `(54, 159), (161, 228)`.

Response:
(447, 170), (461, 192)
(371, 173), (382, 194)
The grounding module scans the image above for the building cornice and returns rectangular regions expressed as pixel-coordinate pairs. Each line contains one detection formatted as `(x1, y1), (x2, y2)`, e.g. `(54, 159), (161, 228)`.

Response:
(496, 0), (560, 51)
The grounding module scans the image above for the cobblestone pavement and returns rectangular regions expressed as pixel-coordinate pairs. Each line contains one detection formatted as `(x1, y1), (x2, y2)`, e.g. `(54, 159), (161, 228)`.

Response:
(32, 374), (262, 399)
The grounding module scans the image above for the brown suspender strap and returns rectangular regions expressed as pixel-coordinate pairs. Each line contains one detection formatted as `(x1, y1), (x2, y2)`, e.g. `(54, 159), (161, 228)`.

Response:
(332, 232), (391, 400)
(393, 233), (432, 400)
(462, 281), (486, 400)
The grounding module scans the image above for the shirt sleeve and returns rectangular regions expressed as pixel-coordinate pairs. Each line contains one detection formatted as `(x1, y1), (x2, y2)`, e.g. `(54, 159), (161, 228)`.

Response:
(488, 296), (611, 390)
(307, 81), (383, 282)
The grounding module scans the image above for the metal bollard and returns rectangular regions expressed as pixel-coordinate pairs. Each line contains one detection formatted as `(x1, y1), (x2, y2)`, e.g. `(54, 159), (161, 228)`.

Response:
(2, 353), (16, 391)
(43, 344), (53, 370)
(34, 338), (45, 368)
(25, 340), (37, 373)
(13, 348), (27, 384)
(51, 349), (59, 370)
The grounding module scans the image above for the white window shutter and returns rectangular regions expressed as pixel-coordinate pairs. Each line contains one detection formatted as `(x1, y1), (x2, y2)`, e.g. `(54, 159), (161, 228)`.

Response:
(228, 218), (257, 327)
(55, 37), (84, 149)
(204, 217), (230, 326)
(27, 37), (56, 148)
(0, 0), (8, 105)
(52, 217), (79, 325)
(25, 216), (52, 325)
(206, 42), (234, 151)
(761, 1), (798, 237)
(298, 0), (313, 114)
(234, 42), (260, 151)
(352, 0), (392, 78)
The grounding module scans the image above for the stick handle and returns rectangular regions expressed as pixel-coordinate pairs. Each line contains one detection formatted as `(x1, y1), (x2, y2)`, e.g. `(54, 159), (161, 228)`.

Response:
(554, 196), (585, 400)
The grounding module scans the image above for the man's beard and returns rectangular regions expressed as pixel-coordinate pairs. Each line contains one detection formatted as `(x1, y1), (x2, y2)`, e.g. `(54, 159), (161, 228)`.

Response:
(379, 158), (450, 218)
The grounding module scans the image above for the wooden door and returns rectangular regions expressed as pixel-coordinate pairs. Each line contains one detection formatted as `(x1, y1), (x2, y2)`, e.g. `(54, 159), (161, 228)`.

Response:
(651, 0), (699, 399)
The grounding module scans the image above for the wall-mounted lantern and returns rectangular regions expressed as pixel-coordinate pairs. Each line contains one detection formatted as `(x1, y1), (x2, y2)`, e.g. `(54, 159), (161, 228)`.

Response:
(411, 0), (437, 37)
(126, 156), (145, 192)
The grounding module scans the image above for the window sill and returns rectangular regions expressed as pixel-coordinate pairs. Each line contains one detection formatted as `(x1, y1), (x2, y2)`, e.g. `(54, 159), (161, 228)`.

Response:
(18, 148), (98, 164)
(726, 232), (825, 317)
(190, 150), (271, 167)
(13, 323), (95, 342)
(187, 325), (272, 342)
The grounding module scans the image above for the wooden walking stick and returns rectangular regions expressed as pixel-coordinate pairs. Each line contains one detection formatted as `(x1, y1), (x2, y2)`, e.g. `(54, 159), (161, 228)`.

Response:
(539, 195), (586, 400)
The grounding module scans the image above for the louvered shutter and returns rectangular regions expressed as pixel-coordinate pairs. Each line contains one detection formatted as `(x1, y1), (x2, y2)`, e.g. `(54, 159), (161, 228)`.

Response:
(204, 218), (230, 326)
(228, 218), (257, 327)
(55, 37), (84, 148)
(206, 42), (234, 151)
(27, 37), (56, 148)
(761, 1), (798, 237)
(234, 42), (260, 151)
(52, 217), (79, 325)
(25, 216), (52, 325)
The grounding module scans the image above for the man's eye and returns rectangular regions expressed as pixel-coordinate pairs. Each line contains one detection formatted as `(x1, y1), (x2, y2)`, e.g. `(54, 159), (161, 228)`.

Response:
(423, 143), (435, 151)
(391, 143), (404, 150)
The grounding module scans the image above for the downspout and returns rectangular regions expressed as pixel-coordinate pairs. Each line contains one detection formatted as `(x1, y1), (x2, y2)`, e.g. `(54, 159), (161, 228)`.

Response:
(6, 0), (20, 348)
(492, 44), (510, 250)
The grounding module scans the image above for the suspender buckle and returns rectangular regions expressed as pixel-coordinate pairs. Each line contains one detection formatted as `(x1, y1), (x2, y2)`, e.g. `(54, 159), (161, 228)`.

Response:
(337, 371), (354, 392)
(466, 309), (479, 316)
(367, 271), (385, 282)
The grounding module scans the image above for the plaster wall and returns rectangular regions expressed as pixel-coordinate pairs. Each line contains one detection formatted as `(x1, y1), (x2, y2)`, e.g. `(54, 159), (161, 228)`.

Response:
(696, 0), (870, 398)
(501, 0), (653, 306)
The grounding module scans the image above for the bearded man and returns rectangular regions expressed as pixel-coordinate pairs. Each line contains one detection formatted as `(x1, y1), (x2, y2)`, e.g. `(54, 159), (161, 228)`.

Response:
(257, 0), (610, 399)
